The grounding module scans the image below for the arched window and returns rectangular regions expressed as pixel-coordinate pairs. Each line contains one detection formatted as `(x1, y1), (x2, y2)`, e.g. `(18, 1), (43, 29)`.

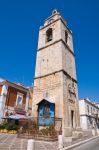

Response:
(65, 31), (68, 44)
(46, 28), (53, 42)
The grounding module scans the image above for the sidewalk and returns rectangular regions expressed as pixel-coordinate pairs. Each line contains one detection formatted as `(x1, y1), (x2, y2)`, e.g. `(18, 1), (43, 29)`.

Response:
(0, 131), (98, 150)
(62, 135), (99, 150)
(0, 133), (58, 150)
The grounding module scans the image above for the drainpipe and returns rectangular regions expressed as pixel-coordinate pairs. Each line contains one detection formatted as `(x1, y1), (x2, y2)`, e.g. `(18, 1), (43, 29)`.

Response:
(25, 93), (29, 112)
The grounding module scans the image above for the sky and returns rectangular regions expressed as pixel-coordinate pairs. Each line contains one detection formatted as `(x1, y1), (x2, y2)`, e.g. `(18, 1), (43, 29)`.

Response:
(0, 0), (99, 101)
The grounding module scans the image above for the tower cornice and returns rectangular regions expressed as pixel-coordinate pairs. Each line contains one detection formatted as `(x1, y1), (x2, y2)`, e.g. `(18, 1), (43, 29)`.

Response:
(40, 17), (72, 35)
(37, 38), (75, 57)
(34, 69), (77, 83)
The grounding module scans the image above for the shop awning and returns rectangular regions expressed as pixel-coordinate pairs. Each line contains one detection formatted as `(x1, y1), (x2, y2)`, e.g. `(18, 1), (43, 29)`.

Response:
(9, 114), (27, 120)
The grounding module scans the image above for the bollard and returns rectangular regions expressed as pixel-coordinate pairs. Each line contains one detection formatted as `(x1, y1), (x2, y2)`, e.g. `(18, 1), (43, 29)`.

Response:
(58, 135), (63, 149)
(27, 139), (35, 150)
(97, 129), (99, 135)
(92, 129), (96, 136)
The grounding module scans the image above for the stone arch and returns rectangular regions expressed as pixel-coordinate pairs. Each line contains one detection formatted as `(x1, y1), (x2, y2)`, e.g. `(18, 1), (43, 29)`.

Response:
(46, 28), (53, 42)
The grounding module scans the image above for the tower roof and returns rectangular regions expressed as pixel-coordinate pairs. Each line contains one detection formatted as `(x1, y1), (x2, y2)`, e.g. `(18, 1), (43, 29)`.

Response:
(43, 9), (67, 27)
(52, 9), (59, 15)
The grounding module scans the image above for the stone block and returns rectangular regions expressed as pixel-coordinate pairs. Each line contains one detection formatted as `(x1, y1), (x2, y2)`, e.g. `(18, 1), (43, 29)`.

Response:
(92, 129), (97, 136)
(63, 127), (72, 137)
(72, 131), (83, 138)
(96, 129), (99, 135)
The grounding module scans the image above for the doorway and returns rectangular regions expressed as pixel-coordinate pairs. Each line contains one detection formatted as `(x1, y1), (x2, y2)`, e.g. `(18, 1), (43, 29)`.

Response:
(71, 110), (74, 128)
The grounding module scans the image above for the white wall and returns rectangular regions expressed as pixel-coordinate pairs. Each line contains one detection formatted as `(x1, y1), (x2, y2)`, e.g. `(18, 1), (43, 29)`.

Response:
(79, 100), (86, 115)
(0, 85), (8, 122)
(80, 116), (88, 129)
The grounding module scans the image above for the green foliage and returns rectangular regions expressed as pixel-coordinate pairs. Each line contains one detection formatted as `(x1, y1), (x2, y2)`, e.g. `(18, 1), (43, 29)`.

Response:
(48, 124), (55, 131)
(0, 121), (19, 130)
(0, 124), (4, 129)
(40, 125), (57, 136)
(0, 121), (9, 129)
(3, 122), (9, 130)
(12, 124), (18, 130)
(32, 121), (39, 130)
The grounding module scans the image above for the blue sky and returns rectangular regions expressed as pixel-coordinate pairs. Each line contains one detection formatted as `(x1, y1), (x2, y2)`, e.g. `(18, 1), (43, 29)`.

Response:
(0, 0), (99, 101)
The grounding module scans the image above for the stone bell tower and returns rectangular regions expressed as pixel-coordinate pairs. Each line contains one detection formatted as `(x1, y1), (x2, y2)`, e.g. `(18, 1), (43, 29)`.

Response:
(32, 9), (80, 136)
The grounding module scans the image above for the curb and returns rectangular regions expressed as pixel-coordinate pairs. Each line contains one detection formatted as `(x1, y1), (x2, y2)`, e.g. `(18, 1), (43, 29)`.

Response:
(62, 135), (99, 150)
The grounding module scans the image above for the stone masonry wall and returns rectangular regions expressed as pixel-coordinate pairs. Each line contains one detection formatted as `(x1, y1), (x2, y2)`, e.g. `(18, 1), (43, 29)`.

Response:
(35, 42), (63, 77)
(33, 72), (64, 118)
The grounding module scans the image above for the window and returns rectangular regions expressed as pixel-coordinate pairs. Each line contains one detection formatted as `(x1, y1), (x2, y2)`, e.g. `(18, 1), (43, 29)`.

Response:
(16, 93), (23, 107)
(17, 96), (22, 105)
(65, 31), (68, 44)
(46, 28), (53, 42)
(72, 82), (74, 87)
(91, 107), (92, 113)
(87, 105), (89, 114)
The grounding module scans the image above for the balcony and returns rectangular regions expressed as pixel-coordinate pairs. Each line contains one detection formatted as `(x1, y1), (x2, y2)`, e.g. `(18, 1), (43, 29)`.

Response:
(14, 104), (26, 115)
(91, 112), (98, 118)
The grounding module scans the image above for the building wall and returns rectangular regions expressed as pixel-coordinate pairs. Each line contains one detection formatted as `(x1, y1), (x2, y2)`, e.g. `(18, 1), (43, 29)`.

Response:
(33, 72), (64, 118)
(0, 86), (2, 94)
(79, 99), (99, 130)
(0, 85), (8, 122)
(63, 74), (80, 128)
(60, 20), (73, 52)
(80, 116), (88, 129)
(62, 44), (76, 79)
(0, 81), (30, 122)
(35, 42), (63, 78)
(5, 86), (26, 108)
(28, 88), (33, 115)
(79, 100), (86, 115)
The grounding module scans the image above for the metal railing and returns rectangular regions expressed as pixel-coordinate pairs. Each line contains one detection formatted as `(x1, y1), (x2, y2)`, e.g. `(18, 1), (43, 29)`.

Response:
(14, 103), (26, 115)
(17, 117), (62, 140)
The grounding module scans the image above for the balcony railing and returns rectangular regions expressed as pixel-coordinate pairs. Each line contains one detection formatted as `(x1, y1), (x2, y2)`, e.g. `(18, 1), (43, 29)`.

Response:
(88, 112), (99, 118)
(14, 104), (26, 115)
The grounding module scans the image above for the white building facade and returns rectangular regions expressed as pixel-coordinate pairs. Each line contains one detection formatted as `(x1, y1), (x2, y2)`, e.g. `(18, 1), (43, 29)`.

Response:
(79, 99), (99, 130)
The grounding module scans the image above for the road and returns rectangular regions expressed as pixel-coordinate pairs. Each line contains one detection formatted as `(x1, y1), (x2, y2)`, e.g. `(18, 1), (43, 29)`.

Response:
(72, 137), (99, 150)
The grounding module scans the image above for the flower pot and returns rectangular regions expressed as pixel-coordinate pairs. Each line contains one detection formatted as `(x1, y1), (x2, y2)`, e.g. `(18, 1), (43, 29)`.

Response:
(3, 129), (8, 133)
(11, 130), (14, 134)
(1, 129), (3, 133)
(13, 130), (17, 134)
(8, 130), (13, 134)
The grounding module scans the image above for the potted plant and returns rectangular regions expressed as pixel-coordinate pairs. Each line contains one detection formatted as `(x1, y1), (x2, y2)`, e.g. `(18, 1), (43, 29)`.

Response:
(12, 124), (18, 134)
(0, 121), (8, 133)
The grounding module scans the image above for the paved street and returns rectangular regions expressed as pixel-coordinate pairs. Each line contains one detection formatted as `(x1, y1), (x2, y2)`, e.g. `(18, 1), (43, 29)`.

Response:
(72, 137), (99, 150)
(0, 133), (99, 150)
(0, 133), (58, 150)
